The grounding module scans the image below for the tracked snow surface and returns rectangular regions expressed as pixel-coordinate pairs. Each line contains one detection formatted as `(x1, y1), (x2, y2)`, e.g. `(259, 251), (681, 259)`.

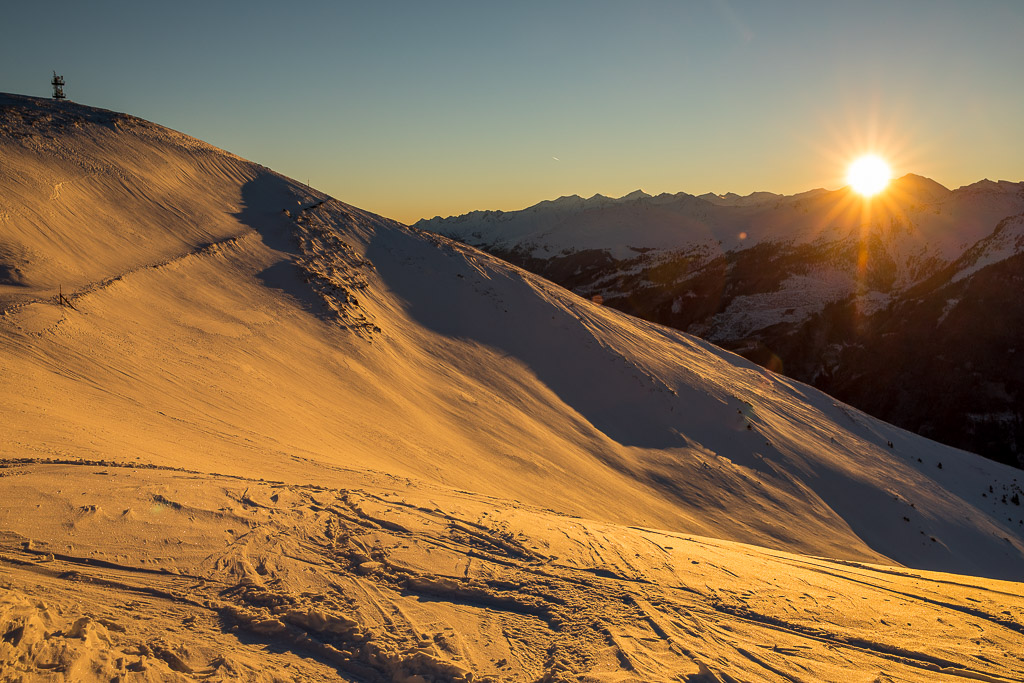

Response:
(2, 94), (1024, 681)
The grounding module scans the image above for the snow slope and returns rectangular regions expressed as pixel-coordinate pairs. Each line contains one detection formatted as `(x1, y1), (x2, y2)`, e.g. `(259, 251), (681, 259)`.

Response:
(416, 175), (1024, 468)
(4, 462), (1024, 682)
(2, 94), (1024, 680)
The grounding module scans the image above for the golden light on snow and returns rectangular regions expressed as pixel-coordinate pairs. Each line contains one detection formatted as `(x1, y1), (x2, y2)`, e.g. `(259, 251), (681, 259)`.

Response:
(847, 155), (892, 196)
(8, 92), (1024, 683)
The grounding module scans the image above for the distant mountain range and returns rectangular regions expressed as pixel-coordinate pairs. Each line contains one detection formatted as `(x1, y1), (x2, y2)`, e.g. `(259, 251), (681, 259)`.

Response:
(417, 177), (1024, 468)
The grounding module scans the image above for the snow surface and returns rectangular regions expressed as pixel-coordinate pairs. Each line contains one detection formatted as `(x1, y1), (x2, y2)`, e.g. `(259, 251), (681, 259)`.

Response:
(950, 213), (1024, 283)
(702, 270), (860, 341)
(2, 94), (1024, 681)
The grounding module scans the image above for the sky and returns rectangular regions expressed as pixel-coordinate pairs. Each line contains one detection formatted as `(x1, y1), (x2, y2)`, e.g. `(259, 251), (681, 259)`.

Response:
(3, 0), (1023, 224)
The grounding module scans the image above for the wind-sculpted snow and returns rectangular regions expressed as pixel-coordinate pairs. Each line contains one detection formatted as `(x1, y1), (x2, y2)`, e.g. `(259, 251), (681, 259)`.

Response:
(2, 94), (1024, 679)
(3, 461), (1024, 682)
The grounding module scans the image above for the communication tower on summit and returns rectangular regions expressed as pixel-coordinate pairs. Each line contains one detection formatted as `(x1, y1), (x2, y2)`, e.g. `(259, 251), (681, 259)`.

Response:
(51, 71), (66, 100)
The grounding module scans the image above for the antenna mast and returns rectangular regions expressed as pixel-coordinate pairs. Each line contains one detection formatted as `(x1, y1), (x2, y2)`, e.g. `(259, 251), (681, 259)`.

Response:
(51, 71), (66, 100)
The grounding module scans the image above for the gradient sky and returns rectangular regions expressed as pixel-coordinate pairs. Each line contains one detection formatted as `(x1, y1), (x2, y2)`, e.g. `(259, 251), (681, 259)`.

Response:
(4, 1), (1023, 224)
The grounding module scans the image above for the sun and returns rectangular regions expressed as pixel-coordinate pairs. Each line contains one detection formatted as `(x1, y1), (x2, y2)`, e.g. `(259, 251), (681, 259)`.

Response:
(847, 155), (892, 197)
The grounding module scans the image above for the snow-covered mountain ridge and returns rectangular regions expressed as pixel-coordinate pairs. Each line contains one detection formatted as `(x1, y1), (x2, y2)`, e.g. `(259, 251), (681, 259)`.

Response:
(3, 94), (1024, 680)
(417, 178), (1024, 468)
(418, 175), (1023, 260)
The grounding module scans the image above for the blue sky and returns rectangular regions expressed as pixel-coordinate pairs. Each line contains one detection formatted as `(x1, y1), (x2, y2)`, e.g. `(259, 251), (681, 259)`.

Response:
(4, 1), (1022, 223)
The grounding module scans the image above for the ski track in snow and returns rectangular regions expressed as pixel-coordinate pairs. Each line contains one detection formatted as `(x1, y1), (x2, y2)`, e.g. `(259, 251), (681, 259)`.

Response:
(3, 461), (1024, 682)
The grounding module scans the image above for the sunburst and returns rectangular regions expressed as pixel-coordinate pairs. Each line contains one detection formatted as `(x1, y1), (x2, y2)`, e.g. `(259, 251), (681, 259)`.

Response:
(847, 155), (891, 197)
